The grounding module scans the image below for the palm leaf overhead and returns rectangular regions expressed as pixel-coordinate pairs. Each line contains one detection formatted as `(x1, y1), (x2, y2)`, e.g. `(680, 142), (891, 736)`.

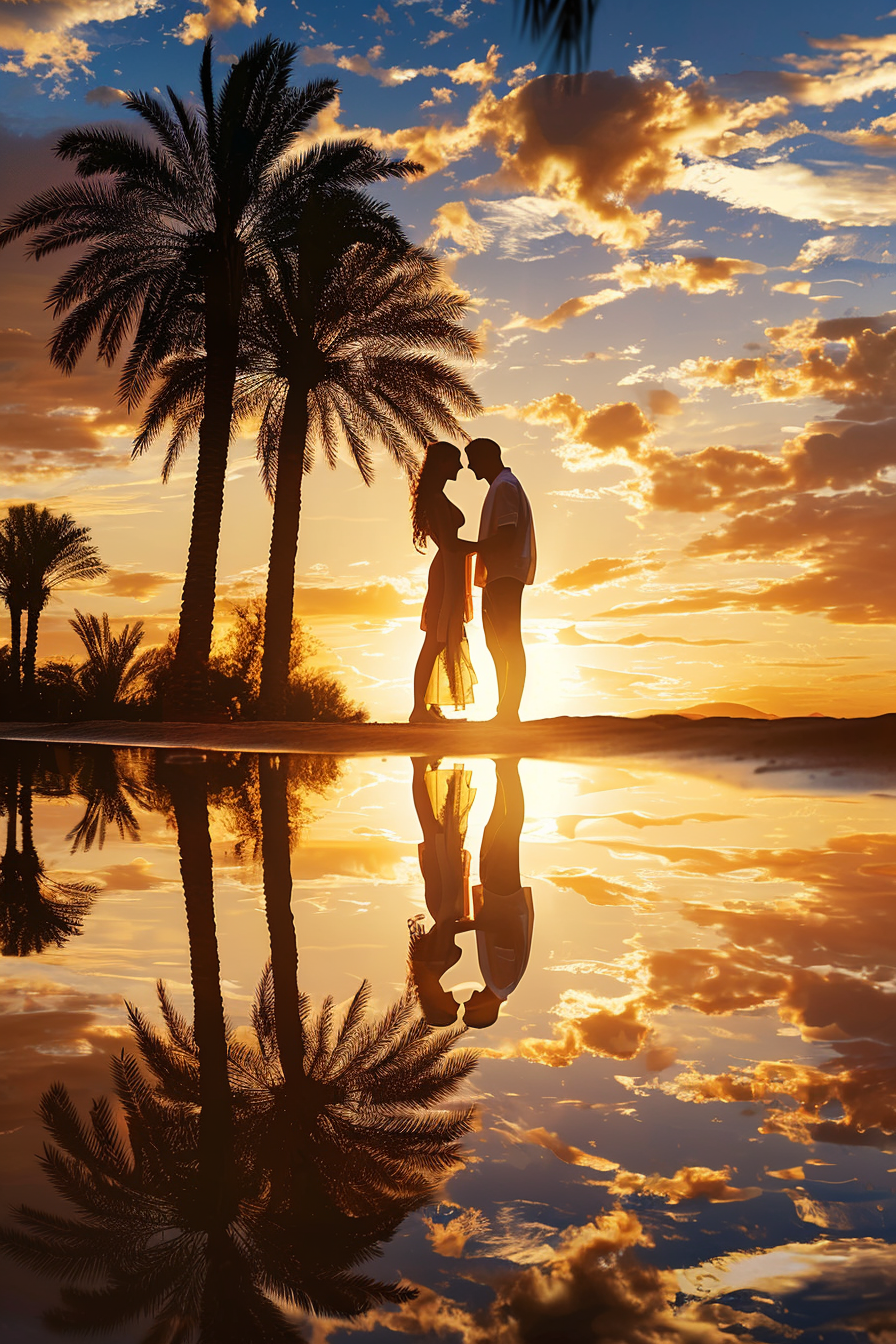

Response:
(519, 0), (605, 70)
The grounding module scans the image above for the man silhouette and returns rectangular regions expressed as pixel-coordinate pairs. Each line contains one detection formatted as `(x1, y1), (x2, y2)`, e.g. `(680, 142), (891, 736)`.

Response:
(466, 438), (536, 724)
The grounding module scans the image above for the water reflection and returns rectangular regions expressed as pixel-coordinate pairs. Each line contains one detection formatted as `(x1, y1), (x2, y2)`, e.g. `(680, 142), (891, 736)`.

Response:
(1, 743), (894, 1342)
(409, 757), (533, 1029)
(0, 750), (478, 1339)
(0, 747), (96, 954)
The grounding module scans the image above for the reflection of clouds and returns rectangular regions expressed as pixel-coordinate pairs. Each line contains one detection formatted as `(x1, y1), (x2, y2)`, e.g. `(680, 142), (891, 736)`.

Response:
(335, 1206), (747, 1343)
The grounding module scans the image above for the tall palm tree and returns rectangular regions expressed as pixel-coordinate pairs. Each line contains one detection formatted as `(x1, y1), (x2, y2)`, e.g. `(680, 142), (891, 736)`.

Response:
(70, 609), (156, 715)
(1, 505), (106, 695)
(250, 242), (482, 718)
(0, 516), (27, 702)
(0, 40), (419, 716)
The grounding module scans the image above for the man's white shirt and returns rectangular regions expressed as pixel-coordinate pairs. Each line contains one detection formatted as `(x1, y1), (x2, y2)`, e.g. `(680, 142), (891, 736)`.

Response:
(475, 467), (537, 587)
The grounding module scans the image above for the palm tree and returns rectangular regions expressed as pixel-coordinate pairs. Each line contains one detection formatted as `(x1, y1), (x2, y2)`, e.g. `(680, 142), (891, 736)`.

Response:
(0, 750), (97, 956)
(70, 609), (157, 715)
(251, 243), (482, 718)
(1, 505), (106, 697)
(0, 39), (419, 716)
(0, 516), (27, 702)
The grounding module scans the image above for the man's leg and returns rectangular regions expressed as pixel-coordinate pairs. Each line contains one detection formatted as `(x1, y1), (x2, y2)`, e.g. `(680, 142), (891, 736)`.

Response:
(484, 579), (525, 720)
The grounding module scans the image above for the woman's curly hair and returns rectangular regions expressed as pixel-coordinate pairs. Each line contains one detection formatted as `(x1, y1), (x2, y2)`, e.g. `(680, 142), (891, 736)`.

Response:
(410, 441), (460, 552)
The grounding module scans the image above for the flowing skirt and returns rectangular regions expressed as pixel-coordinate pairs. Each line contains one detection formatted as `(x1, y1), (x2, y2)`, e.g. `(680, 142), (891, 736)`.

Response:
(421, 550), (477, 709)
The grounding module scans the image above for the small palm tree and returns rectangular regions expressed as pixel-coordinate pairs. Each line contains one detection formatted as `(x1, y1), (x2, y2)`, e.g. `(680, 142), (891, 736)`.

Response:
(1, 506), (106, 695)
(0, 517), (28, 701)
(0, 39), (418, 716)
(70, 610), (156, 715)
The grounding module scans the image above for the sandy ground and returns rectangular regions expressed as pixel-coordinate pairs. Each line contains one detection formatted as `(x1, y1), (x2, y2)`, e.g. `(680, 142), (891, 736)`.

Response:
(1, 714), (893, 783)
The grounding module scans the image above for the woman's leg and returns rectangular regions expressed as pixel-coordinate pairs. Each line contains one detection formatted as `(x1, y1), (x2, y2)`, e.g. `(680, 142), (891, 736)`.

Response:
(411, 632), (446, 720)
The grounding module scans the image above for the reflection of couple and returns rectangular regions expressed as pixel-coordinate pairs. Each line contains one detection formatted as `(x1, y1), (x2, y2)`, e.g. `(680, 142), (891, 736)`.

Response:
(409, 757), (533, 1029)
(410, 437), (537, 724)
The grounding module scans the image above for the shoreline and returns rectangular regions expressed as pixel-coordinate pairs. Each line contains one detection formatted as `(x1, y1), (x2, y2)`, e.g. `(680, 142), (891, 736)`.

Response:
(1, 713), (893, 780)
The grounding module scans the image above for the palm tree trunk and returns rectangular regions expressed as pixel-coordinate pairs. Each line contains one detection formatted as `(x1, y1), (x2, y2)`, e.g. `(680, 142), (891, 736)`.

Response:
(3, 753), (17, 861)
(22, 605), (40, 694)
(9, 603), (22, 695)
(258, 387), (309, 721)
(169, 262), (243, 721)
(259, 755), (304, 1076)
(168, 764), (237, 1221)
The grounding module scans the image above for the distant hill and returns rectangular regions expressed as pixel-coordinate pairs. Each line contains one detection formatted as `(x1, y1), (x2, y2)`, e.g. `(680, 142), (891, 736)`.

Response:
(678, 701), (779, 720)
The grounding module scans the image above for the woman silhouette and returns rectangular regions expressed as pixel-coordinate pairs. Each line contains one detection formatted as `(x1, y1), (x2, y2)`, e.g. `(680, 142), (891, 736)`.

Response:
(410, 442), (477, 723)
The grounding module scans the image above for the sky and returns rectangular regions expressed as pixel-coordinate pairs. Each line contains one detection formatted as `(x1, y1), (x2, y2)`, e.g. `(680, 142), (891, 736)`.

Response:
(1, 0), (895, 720)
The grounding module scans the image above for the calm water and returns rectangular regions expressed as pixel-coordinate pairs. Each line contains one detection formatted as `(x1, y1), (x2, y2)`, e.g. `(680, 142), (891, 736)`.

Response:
(0, 741), (893, 1343)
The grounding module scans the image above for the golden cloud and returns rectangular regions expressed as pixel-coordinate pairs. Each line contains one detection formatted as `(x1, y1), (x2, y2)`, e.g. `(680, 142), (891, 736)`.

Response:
(0, 1), (160, 92)
(604, 253), (768, 296)
(505, 290), (625, 331)
(486, 990), (653, 1067)
(426, 200), (491, 256)
(175, 0), (263, 45)
(675, 314), (896, 419)
(608, 1164), (761, 1204)
(96, 568), (180, 601)
(550, 554), (665, 591)
(543, 867), (654, 907)
(647, 389), (682, 417)
(342, 1207), (744, 1343)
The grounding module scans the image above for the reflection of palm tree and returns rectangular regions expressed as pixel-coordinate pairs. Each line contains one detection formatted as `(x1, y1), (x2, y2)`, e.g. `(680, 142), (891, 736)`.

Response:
(66, 746), (156, 852)
(250, 754), (477, 1217)
(0, 751), (96, 956)
(519, 0), (603, 70)
(1, 755), (478, 1335)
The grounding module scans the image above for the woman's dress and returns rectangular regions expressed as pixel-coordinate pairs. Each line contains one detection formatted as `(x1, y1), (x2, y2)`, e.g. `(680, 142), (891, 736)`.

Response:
(420, 496), (477, 709)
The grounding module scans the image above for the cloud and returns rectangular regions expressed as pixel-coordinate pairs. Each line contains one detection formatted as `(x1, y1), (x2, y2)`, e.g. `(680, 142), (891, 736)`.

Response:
(675, 313), (896, 419)
(84, 83), (128, 105)
(301, 40), (499, 91)
(310, 69), (795, 250)
(486, 990), (653, 1067)
(647, 389), (682, 416)
(498, 1121), (618, 1171)
(94, 568), (180, 601)
(550, 554), (664, 591)
(426, 200), (491, 256)
(602, 253), (768, 296)
(543, 867), (654, 907)
(683, 155), (896, 229)
(175, 0), (264, 45)
(0, 1), (160, 95)
(608, 1164), (761, 1204)
(510, 393), (654, 471)
(343, 1207), (744, 1343)
(505, 289), (625, 331)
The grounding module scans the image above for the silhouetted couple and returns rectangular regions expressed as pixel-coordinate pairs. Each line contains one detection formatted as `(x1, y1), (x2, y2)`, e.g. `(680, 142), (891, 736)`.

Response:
(409, 757), (533, 1029)
(410, 438), (536, 725)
